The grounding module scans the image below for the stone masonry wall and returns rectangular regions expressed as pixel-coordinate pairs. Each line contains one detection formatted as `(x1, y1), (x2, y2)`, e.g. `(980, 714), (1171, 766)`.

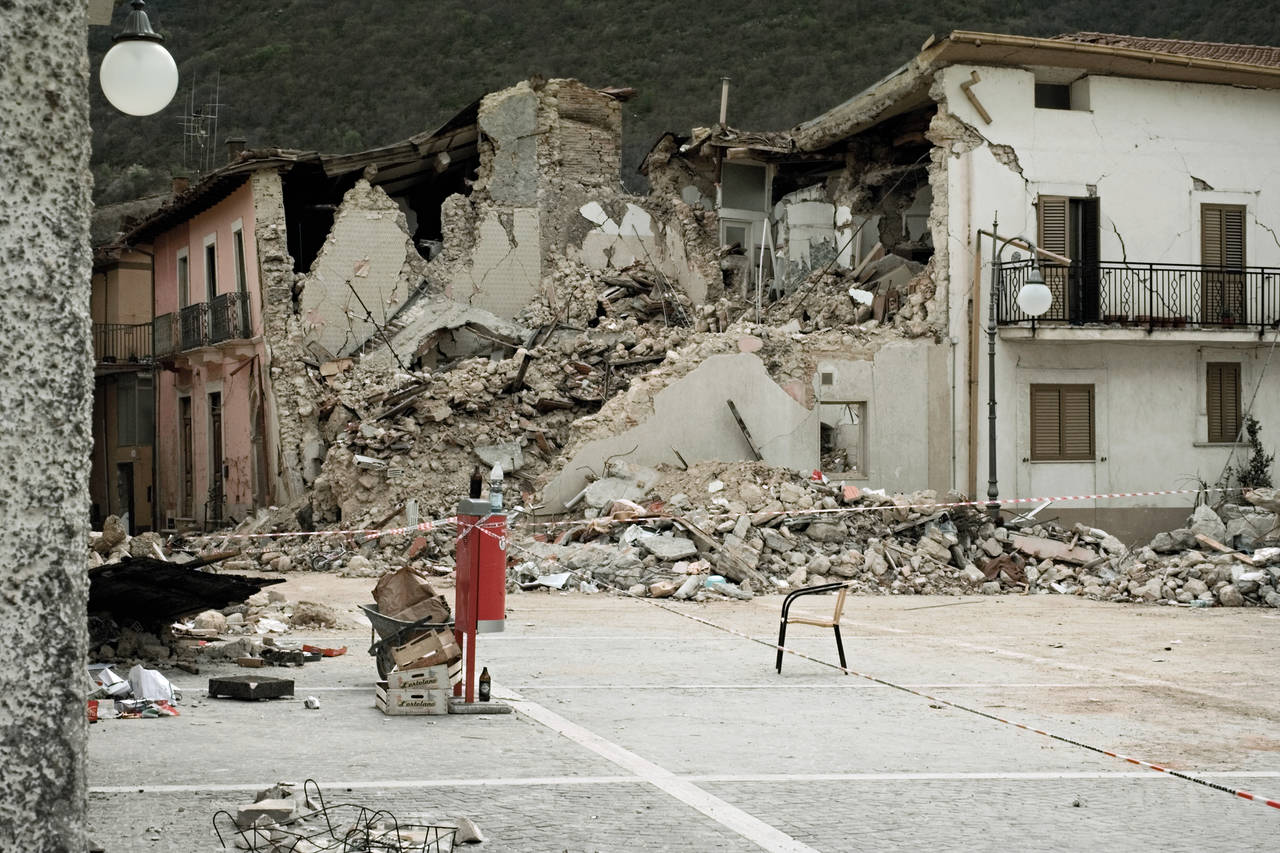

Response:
(299, 179), (427, 358)
(252, 170), (323, 502)
(0, 1), (92, 848)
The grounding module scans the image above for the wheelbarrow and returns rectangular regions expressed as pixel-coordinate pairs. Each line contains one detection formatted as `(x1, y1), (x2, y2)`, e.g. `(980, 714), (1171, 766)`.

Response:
(359, 603), (454, 679)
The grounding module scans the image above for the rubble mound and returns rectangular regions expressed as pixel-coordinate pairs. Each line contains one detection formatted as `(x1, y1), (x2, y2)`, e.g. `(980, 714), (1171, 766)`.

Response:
(508, 469), (1280, 609)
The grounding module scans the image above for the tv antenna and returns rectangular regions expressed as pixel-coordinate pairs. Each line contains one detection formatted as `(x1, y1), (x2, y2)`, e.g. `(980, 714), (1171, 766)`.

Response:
(178, 71), (225, 177)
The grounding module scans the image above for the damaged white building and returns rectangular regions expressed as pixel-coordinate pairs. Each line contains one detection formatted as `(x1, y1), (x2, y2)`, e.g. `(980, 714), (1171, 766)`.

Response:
(638, 30), (1280, 540)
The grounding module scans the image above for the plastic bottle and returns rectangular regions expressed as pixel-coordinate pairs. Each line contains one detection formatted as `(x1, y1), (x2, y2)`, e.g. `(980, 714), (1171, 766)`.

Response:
(478, 667), (491, 702)
(489, 463), (504, 511)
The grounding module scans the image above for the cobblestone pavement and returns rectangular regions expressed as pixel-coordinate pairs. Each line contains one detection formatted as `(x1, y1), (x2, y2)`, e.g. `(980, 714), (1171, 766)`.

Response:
(87, 592), (1280, 851)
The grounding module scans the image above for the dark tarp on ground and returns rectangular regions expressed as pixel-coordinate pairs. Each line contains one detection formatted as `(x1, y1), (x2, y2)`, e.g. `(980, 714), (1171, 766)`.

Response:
(88, 556), (284, 623)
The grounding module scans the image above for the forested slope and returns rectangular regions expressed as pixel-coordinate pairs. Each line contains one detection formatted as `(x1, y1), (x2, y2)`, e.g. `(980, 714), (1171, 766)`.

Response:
(89, 0), (1280, 202)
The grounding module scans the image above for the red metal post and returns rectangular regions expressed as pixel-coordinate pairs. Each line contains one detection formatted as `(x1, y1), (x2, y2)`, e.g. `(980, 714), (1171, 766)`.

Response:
(454, 499), (506, 703)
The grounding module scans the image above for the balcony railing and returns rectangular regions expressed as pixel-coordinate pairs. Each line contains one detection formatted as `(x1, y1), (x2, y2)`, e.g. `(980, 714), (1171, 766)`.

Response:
(997, 260), (1280, 334)
(93, 323), (152, 363)
(179, 303), (206, 351)
(209, 291), (250, 344)
(155, 293), (252, 358)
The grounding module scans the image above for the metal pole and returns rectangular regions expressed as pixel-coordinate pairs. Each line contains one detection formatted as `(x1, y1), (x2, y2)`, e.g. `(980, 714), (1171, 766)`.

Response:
(987, 214), (1000, 522)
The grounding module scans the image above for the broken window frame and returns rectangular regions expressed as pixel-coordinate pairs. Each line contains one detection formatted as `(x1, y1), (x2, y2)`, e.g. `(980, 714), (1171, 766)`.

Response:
(818, 400), (869, 478)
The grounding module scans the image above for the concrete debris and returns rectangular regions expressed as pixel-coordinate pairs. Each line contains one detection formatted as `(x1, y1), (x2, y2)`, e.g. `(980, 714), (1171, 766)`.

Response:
(511, 463), (1280, 609)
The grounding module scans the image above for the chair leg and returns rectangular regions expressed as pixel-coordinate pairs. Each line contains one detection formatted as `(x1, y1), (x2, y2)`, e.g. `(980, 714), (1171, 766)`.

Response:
(776, 620), (787, 673)
(833, 624), (847, 673)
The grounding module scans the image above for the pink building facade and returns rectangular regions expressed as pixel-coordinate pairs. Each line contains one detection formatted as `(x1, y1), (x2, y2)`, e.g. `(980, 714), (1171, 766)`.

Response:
(148, 177), (275, 528)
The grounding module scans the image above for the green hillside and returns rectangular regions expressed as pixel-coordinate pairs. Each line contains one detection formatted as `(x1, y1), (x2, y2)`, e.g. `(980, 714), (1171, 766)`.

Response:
(89, 0), (1280, 203)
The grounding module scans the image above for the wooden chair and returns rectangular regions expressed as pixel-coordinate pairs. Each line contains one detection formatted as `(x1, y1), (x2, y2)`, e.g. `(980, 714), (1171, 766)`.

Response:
(776, 582), (849, 673)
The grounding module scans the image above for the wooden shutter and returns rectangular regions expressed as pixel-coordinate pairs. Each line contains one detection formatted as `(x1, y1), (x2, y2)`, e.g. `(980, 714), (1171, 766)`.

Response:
(1038, 196), (1069, 257)
(1060, 386), (1095, 459)
(1030, 385), (1061, 460)
(1207, 362), (1241, 443)
(1202, 204), (1247, 322)
(1030, 384), (1094, 461)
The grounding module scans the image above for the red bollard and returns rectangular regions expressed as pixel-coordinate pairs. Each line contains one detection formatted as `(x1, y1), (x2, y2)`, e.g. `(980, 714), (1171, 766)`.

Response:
(454, 498), (506, 702)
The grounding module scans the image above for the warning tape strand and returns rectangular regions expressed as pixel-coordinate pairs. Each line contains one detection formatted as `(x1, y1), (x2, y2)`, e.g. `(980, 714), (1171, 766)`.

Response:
(179, 485), (1228, 545)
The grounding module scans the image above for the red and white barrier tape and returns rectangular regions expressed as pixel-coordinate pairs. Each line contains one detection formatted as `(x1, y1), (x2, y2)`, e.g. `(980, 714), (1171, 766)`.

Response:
(180, 516), (456, 544)
(482, 524), (1280, 812)
(178, 485), (1227, 546)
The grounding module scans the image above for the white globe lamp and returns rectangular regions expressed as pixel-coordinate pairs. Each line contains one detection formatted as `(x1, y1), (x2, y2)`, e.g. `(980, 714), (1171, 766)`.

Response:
(99, 1), (178, 117)
(1016, 261), (1053, 317)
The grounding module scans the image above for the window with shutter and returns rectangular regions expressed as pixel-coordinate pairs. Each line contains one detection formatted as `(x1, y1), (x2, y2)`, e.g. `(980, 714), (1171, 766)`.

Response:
(1201, 204), (1246, 323)
(1030, 384), (1095, 461)
(1206, 362), (1242, 443)
(1037, 196), (1070, 317)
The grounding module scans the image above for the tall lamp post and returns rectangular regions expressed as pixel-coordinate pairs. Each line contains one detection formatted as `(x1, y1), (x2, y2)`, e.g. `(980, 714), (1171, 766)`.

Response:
(987, 221), (1053, 521)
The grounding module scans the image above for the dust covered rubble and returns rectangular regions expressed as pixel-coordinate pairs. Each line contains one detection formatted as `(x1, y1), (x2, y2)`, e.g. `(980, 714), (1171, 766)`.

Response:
(510, 467), (1280, 609)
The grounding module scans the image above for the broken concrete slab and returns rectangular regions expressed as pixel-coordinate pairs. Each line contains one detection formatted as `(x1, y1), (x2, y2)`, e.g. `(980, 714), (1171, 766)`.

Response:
(541, 353), (819, 512)
(475, 442), (525, 473)
(638, 536), (698, 561)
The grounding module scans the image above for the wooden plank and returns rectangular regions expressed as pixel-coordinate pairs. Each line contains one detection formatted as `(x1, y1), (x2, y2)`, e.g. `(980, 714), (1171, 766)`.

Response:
(1195, 533), (1255, 565)
(726, 400), (762, 461)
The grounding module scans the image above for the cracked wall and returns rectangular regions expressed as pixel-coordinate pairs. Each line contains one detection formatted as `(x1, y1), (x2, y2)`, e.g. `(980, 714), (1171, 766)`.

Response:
(299, 179), (427, 357)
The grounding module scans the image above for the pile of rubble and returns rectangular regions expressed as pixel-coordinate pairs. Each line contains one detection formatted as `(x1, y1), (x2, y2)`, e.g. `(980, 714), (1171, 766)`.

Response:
(764, 245), (936, 337)
(281, 259), (699, 543)
(511, 463), (1280, 609)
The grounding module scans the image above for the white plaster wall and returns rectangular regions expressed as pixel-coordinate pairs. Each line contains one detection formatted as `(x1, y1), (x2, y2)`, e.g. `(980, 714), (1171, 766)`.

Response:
(299, 180), (417, 357)
(542, 353), (819, 510)
(940, 64), (1280, 512)
(1003, 337), (1280, 512)
(577, 201), (712, 303)
(813, 340), (934, 491)
(448, 208), (541, 320)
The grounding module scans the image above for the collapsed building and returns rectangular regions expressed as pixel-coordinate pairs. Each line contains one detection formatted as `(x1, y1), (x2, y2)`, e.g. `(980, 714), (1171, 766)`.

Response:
(121, 79), (710, 530)
(113, 32), (1280, 600)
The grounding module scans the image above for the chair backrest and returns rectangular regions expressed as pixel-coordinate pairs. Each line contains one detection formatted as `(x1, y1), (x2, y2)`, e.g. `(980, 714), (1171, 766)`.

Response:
(831, 585), (848, 623)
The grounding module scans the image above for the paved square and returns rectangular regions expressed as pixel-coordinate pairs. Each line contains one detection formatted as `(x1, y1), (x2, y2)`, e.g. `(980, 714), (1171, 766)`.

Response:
(88, 584), (1280, 851)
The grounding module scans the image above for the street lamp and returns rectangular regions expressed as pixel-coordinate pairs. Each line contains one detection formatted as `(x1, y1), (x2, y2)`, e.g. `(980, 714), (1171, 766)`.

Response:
(987, 222), (1051, 521)
(99, 1), (178, 116)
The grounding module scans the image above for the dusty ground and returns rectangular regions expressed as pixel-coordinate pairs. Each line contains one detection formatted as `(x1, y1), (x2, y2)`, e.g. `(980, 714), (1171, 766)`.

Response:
(87, 578), (1280, 851)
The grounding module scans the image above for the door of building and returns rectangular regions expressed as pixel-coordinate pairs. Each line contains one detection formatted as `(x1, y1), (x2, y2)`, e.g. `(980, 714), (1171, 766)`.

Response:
(208, 391), (224, 526)
(1038, 195), (1100, 323)
(180, 396), (193, 519)
(116, 462), (134, 531)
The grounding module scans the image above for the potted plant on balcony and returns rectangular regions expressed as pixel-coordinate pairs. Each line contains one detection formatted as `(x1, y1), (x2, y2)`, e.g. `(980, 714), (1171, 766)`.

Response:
(1220, 310), (1236, 329)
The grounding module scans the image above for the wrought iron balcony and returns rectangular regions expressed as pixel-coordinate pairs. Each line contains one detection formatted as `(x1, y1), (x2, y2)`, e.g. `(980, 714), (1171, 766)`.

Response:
(93, 323), (152, 363)
(179, 303), (207, 351)
(997, 260), (1280, 334)
(154, 294), (252, 358)
(209, 291), (250, 344)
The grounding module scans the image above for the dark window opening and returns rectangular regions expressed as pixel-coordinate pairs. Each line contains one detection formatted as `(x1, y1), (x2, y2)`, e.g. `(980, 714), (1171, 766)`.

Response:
(1035, 83), (1072, 110)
